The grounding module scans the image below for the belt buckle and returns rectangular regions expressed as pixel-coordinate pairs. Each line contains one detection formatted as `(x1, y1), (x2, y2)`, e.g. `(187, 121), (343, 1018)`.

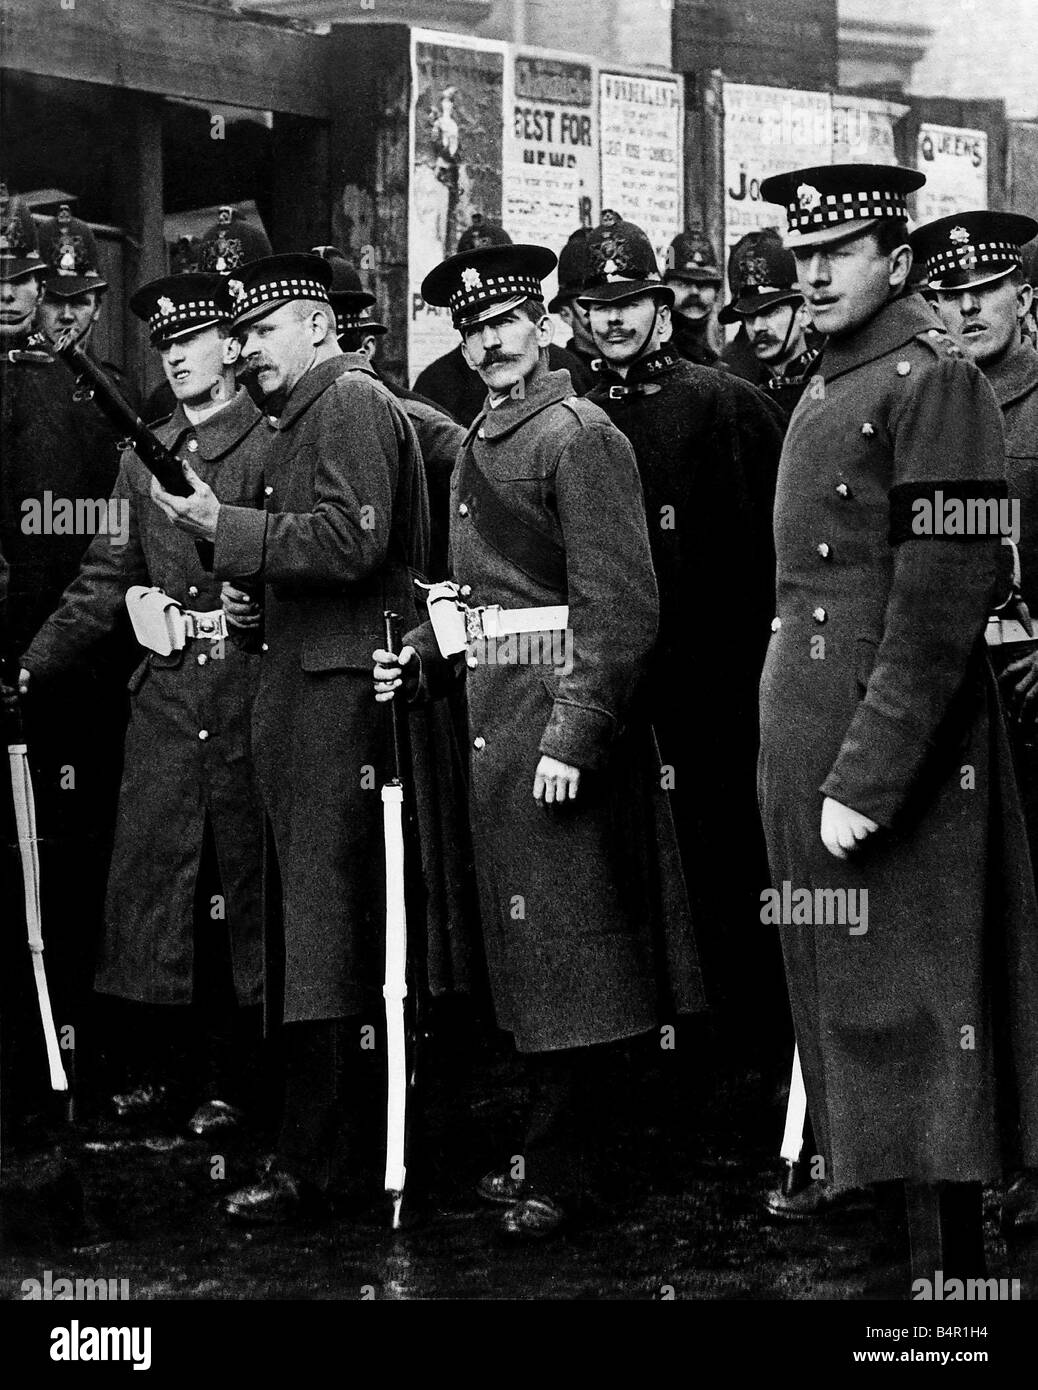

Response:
(190, 611), (227, 642)
(465, 605), (487, 645)
(607, 385), (625, 400)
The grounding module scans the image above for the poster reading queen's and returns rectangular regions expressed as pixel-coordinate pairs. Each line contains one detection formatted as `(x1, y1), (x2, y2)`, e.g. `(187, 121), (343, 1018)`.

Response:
(409, 32), (507, 382)
(914, 124), (989, 223)
(599, 72), (684, 275)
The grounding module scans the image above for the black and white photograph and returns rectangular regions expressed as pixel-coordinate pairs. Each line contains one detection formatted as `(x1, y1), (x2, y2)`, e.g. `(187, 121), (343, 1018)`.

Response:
(2, 0), (1038, 1365)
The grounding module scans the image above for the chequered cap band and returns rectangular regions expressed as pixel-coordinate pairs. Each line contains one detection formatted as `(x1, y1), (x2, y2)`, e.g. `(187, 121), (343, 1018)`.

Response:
(926, 239), (1021, 277)
(786, 187), (907, 233)
(447, 271), (543, 320)
(148, 298), (222, 338)
(230, 275), (330, 319)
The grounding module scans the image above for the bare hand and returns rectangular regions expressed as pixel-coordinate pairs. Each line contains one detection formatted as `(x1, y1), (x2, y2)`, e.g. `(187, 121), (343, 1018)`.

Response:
(373, 646), (419, 703)
(1001, 649), (1038, 724)
(221, 582), (261, 630)
(534, 755), (580, 804)
(1, 666), (30, 712)
(150, 460), (221, 540)
(820, 795), (878, 859)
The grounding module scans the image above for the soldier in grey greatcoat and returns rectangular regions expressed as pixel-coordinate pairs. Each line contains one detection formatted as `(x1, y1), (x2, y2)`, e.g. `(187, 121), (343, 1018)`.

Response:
(19, 274), (269, 1135)
(375, 242), (703, 1241)
(756, 163), (1038, 1281)
(912, 209), (1038, 1240)
(153, 254), (437, 1223)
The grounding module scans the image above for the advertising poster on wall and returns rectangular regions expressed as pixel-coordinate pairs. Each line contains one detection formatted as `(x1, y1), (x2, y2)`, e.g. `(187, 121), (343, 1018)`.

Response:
(503, 51), (599, 306)
(832, 94), (908, 166)
(723, 83), (832, 253)
(408, 31), (506, 381)
(599, 71), (683, 273)
(914, 123), (989, 222)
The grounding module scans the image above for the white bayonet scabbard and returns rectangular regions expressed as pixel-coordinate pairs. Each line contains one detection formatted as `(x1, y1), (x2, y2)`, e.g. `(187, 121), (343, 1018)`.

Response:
(382, 782), (408, 1221)
(8, 744), (68, 1092)
(780, 1043), (807, 1165)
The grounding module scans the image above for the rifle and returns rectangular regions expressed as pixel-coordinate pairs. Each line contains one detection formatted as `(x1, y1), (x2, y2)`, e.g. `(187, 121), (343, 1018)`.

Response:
(51, 334), (214, 570)
(381, 611), (422, 1228)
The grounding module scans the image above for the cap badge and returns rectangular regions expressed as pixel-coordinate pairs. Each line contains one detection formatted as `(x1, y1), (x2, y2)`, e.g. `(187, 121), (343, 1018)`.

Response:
(949, 226), (970, 245)
(157, 296), (176, 316)
(227, 280), (246, 305)
(797, 184), (822, 211)
(461, 266), (482, 291)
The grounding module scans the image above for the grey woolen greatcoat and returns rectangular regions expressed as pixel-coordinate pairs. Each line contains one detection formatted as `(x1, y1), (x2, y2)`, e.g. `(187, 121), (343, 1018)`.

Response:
(214, 355), (433, 1024)
(23, 391), (270, 1005)
(408, 362), (704, 1053)
(759, 294), (1038, 1188)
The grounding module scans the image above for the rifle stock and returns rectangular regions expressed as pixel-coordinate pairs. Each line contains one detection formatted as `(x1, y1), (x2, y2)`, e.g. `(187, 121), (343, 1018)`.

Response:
(53, 335), (214, 568)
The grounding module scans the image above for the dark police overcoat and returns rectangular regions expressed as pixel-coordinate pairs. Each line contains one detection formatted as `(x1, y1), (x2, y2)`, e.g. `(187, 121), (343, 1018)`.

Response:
(1, 341), (128, 1057)
(759, 294), (1038, 1188)
(215, 355), (433, 1024)
(588, 347), (786, 1021)
(408, 363), (704, 1052)
(23, 390), (269, 1006)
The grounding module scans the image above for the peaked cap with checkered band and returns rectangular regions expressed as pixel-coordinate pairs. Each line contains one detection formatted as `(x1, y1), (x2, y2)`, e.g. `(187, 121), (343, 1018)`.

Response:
(224, 253), (333, 330)
(129, 272), (234, 344)
(422, 243), (556, 330)
(761, 163), (924, 249)
(909, 210), (1038, 292)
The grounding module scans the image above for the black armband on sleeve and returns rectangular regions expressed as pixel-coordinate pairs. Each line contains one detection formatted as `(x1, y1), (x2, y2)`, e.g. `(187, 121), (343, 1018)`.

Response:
(888, 479), (1010, 545)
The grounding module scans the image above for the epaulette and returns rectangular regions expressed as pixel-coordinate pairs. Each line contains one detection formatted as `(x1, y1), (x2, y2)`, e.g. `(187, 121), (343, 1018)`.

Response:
(914, 326), (965, 360)
(559, 395), (606, 426)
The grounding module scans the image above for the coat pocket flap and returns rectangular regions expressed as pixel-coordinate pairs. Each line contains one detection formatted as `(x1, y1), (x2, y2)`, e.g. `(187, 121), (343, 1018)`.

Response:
(301, 632), (378, 672)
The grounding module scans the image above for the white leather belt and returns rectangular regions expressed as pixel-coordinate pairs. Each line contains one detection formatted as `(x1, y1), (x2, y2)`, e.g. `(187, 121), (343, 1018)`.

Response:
(480, 605), (569, 638)
(986, 615), (1037, 646)
(418, 580), (568, 658)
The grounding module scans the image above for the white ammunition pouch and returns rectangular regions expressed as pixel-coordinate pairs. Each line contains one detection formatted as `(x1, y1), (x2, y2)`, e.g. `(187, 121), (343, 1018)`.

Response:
(125, 586), (227, 656)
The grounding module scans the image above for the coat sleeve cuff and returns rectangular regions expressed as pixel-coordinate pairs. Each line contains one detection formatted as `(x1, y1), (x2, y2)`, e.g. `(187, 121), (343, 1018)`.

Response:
(820, 702), (932, 827)
(539, 699), (616, 772)
(214, 505), (267, 580)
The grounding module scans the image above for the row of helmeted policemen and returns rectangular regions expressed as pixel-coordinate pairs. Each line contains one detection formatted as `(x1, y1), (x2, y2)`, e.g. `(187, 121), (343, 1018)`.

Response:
(3, 161), (1038, 1282)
